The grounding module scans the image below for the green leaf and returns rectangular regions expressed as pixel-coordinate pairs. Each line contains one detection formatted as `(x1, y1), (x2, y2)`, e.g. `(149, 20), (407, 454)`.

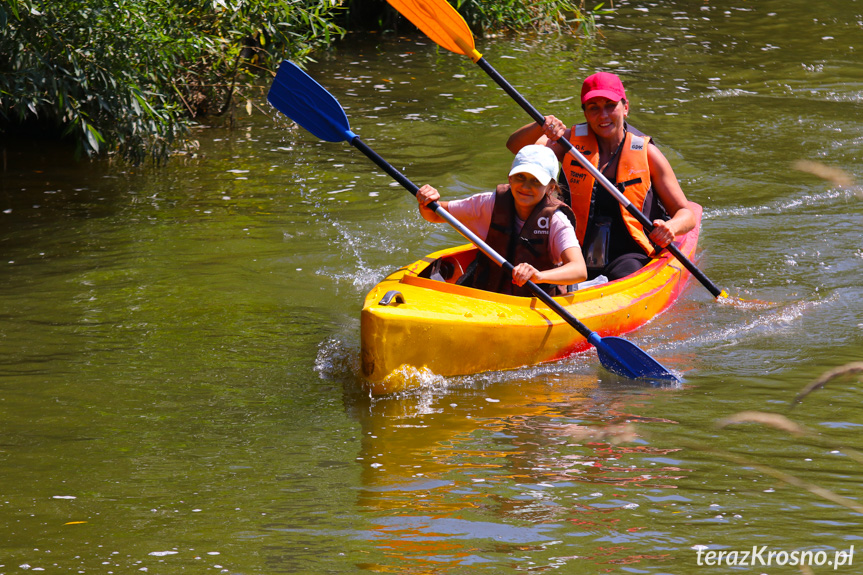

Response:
(84, 120), (104, 154)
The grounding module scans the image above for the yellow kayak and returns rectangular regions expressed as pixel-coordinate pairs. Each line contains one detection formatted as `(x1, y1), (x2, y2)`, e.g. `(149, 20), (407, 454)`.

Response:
(360, 203), (703, 394)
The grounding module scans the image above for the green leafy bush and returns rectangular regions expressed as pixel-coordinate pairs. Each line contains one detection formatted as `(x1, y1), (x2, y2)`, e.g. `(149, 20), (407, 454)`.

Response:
(453, 0), (611, 35)
(0, 0), (346, 163)
(0, 0), (606, 163)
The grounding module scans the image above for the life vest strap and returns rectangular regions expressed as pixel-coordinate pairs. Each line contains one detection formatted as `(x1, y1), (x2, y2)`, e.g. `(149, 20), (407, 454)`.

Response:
(518, 236), (543, 258)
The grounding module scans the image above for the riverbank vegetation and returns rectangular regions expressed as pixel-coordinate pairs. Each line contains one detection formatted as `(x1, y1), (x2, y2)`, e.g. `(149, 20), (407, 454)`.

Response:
(0, 0), (606, 164)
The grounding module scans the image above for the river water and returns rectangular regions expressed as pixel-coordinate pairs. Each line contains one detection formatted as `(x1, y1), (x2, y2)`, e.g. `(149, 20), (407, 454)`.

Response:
(2, 0), (862, 573)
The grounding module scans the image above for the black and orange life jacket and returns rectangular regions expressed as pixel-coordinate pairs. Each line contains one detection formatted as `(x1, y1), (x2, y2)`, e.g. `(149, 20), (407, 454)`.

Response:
(562, 123), (661, 257)
(465, 185), (576, 297)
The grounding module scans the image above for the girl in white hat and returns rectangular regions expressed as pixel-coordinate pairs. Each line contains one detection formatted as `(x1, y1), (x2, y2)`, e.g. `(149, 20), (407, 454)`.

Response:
(416, 145), (587, 296)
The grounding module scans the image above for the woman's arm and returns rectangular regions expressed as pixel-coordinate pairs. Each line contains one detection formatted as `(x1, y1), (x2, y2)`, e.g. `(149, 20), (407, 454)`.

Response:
(646, 145), (696, 247)
(506, 116), (570, 160)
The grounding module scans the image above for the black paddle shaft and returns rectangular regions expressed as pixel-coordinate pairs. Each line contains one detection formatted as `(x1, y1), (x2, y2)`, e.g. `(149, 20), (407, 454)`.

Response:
(348, 135), (597, 341)
(474, 58), (724, 299)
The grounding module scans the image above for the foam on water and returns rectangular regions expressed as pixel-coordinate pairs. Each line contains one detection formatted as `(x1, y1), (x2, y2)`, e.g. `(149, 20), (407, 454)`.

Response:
(314, 336), (361, 382)
(678, 295), (834, 353)
(703, 186), (860, 220)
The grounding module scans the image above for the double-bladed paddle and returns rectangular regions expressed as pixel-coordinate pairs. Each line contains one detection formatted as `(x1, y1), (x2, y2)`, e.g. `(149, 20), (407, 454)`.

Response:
(386, 0), (732, 301)
(267, 60), (678, 382)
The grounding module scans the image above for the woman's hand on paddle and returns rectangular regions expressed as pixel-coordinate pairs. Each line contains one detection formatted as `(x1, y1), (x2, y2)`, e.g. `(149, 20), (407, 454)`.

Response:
(511, 263), (540, 287)
(541, 115), (567, 141)
(506, 115), (568, 155)
(648, 219), (677, 247)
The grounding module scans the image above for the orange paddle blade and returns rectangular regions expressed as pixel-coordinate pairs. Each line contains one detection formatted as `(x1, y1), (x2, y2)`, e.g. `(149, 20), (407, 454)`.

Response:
(387, 0), (482, 62)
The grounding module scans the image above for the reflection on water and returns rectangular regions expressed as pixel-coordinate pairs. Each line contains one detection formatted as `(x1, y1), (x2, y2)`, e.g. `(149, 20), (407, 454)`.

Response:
(1, 0), (862, 572)
(346, 373), (693, 571)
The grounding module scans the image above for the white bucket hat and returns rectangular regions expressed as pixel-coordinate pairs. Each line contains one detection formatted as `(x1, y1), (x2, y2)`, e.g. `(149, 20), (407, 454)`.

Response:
(508, 144), (559, 186)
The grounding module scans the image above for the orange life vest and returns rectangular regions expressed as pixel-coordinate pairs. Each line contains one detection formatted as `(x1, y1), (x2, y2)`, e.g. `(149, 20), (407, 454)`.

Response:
(562, 123), (658, 257)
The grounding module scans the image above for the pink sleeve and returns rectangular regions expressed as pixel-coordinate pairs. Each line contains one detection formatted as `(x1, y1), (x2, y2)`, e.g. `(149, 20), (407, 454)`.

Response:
(445, 192), (495, 239)
(548, 212), (579, 264)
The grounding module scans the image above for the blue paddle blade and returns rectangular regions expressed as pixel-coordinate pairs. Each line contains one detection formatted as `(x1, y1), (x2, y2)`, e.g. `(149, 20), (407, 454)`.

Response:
(267, 60), (355, 143)
(591, 335), (679, 381)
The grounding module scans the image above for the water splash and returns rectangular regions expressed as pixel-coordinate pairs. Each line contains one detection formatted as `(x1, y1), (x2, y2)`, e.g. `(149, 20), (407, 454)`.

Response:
(314, 336), (360, 381)
(315, 218), (408, 292)
(703, 187), (858, 220)
(373, 365), (449, 398)
(687, 295), (833, 348)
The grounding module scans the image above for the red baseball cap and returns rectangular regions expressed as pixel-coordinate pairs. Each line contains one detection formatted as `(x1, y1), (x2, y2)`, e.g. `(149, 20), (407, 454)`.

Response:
(581, 72), (626, 104)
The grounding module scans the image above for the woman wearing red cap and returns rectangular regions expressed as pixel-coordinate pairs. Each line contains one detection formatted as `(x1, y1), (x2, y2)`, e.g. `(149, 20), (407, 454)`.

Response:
(506, 72), (695, 281)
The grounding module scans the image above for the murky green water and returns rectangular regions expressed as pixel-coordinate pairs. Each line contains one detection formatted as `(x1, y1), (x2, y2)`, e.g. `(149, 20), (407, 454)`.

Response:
(2, 0), (862, 572)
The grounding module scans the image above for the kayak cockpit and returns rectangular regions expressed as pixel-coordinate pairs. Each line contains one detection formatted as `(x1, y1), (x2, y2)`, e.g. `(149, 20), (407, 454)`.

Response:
(416, 246), (474, 284)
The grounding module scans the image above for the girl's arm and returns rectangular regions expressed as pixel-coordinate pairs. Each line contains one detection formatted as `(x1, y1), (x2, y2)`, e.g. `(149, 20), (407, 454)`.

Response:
(416, 184), (449, 223)
(511, 247), (587, 287)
